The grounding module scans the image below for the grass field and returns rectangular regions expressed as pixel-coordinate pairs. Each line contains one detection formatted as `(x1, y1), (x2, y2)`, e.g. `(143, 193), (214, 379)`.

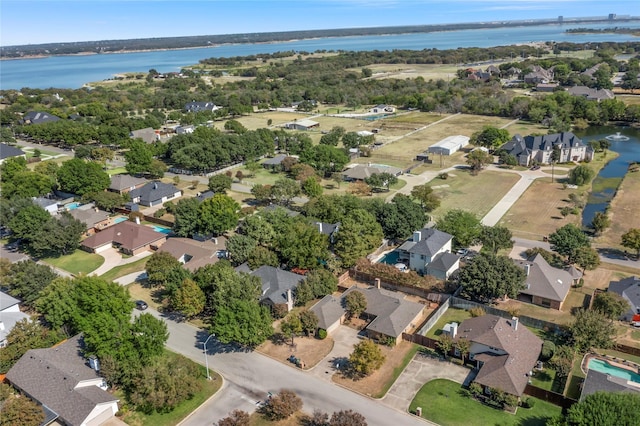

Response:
(595, 168), (640, 250)
(100, 256), (149, 282)
(429, 170), (521, 221)
(43, 249), (104, 275)
(409, 379), (562, 426)
(424, 308), (472, 339)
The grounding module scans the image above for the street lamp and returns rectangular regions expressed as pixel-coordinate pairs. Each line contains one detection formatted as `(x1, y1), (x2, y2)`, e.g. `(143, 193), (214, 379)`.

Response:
(202, 333), (215, 380)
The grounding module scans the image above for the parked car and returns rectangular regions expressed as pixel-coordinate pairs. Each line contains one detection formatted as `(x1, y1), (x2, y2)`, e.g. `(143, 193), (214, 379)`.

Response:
(456, 248), (469, 257)
(135, 300), (148, 310)
(530, 165), (541, 171)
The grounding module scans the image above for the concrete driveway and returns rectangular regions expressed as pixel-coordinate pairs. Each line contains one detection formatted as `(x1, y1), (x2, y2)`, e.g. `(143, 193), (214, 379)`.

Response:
(309, 325), (362, 381)
(382, 352), (475, 411)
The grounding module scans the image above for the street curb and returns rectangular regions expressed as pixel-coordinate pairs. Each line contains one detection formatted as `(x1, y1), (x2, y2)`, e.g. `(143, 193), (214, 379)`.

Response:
(176, 375), (226, 426)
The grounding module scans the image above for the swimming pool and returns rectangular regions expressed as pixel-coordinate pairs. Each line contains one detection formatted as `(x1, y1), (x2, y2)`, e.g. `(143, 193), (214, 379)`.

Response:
(66, 202), (81, 210)
(150, 225), (172, 235)
(378, 251), (400, 265)
(113, 216), (128, 224)
(587, 358), (640, 383)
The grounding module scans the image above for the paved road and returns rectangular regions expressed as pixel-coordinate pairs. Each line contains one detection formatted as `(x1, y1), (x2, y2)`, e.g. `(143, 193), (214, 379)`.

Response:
(134, 309), (427, 426)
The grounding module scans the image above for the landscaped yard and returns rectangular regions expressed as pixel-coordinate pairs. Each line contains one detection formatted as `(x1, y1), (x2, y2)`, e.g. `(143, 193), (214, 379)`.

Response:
(43, 249), (104, 275)
(423, 308), (472, 339)
(100, 257), (149, 282)
(409, 379), (562, 426)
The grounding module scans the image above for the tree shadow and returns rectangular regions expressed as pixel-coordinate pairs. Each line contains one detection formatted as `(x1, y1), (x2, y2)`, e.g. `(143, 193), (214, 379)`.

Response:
(194, 329), (253, 354)
(519, 416), (554, 426)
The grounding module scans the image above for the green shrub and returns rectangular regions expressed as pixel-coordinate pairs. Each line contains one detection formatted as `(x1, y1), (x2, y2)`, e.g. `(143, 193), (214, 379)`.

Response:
(521, 397), (536, 409)
(317, 329), (327, 340)
(469, 307), (486, 317)
(468, 382), (482, 396)
(153, 208), (166, 218)
(541, 340), (556, 361)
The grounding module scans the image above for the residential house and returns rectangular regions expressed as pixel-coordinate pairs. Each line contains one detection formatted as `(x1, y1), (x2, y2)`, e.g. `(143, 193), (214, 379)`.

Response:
(310, 283), (426, 345)
(0, 143), (26, 164)
(486, 65), (501, 76)
(81, 221), (166, 255)
(396, 228), (459, 278)
(129, 181), (182, 207)
(468, 70), (491, 82)
(580, 369), (640, 401)
(68, 205), (113, 235)
(261, 204), (300, 217)
(262, 154), (288, 170)
(175, 125), (195, 134)
(6, 335), (119, 426)
(108, 174), (148, 195)
(130, 127), (158, 144)
(196, 190), (215, 202)
(514, 254), (573, 310)
(184, 101), (220, 113)
(567, 86), (615, 102)
(454, 315), (542, 396)
(500, 132), (593, 167)
(536, 83), (559, 92)
(283, 119), (320, 131)
(245, 265), (306, 313)
(33, 196), (59, 215)
(504, 67), (522, 78)
(607, 276), (640, 322)
(342, 164), (403, 182)
(0, 291), (30, 348)
(21, 111), (61, 125)
(524, 66), (554, 84)
(581, 63), (605, 80)
(369, 104), (396, 114)
(158, 236), (227, 272)
(314, 221), (340, 244)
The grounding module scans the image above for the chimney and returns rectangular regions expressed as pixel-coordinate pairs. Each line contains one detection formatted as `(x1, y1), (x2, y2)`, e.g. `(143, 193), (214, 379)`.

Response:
(286, 289), (293, 311)
(135, 217), (140, 225)
(375, 278), (381, 289)
(525, 264), (530, 276)
(88, 356), (100, 372)
(413, 231), (422, 242)
(153, 182), (158, 190)
(511, 317), (519, 331)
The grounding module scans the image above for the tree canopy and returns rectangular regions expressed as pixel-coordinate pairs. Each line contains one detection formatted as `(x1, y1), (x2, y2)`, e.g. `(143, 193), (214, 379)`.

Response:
(436, 209), (482, 248)
(56, 158), (110, 195)
(548, 224), (591, 263)
(458, 253), (526, 302)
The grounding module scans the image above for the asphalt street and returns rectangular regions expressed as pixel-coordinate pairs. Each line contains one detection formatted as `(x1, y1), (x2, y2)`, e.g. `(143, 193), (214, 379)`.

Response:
(133, 309), (429, 426)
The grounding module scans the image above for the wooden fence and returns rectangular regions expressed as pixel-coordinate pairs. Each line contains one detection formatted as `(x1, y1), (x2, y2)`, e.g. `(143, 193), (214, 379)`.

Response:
(113, 207), (174, 227)
(523, 384), (577, 409)
(615, 343), (640, 357)
(349, 270), (434, 299)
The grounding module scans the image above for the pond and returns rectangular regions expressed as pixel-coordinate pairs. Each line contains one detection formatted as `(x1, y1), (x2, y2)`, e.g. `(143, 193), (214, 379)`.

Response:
(574, 126), (640, 227)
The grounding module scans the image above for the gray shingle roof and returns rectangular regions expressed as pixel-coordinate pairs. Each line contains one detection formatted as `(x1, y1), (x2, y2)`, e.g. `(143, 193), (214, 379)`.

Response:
(0, 290), (21, 311)
(108, 174), (147, 191)
(408, 228), (453, 257)
(310, 294), (346, 330)
(250, 266), (306, 305)
(262, 154), (288, 166)
(68, 207), (110, 230)
(6, 335), (118, 426)
(129, 181), (180, 205)
(0, 311), (30, 344)
(0, 143), (26, 160)
(457, 315), (542, 396)
(23, 111), (61, 124)
(516, 254), (572, 303)
(428, 252), (460, 273)
(580, 368), (640, 401)
(608, 276), (640, 321)
(501, 132), (585, 158)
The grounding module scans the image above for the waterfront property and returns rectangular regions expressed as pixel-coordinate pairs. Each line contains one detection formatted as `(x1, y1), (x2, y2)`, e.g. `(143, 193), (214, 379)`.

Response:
(500, 132), (593, 167)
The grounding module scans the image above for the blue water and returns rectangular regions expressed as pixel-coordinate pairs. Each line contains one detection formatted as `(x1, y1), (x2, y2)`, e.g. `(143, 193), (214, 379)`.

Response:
(150, 225), (172, 234)
(588, 358), (640, 383)
(576, 126), (640, 227)
(66, 202), (81, 210)
(2, 21), (640, 89)
(113, 216), (128, 224)
(379, 251), (400, 265)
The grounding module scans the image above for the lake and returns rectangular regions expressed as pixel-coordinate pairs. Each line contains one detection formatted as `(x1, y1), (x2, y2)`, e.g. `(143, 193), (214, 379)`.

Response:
(2, 21), (640, 90)
(576, 126), (640, 227)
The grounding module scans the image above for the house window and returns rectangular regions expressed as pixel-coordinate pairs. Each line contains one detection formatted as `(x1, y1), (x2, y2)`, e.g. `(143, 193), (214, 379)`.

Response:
(420, 255), (425, 260)
(469, 353), (475, 361)
(541, 300), (551, 308)
(454, 348), (460, 357)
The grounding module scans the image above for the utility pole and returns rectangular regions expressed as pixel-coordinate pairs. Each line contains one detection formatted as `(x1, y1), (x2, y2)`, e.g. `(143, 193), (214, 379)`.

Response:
(202, 333), (215, 380)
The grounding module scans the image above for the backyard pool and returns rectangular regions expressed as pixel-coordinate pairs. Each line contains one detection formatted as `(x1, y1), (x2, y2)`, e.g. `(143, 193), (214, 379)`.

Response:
(113, 216), (128, 224)
(378, 250), (399, 265)
(66, 202), (81, 210)
(587, 358), (640, 383)
(150, 225), (172, 235)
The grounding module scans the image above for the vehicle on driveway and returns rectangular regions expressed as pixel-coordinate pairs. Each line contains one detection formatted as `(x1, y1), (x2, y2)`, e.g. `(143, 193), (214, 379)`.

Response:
(135, 300), (148, 310)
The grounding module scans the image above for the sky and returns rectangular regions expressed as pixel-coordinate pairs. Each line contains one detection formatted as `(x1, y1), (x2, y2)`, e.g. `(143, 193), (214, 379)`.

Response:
(1, 0), (638, 46)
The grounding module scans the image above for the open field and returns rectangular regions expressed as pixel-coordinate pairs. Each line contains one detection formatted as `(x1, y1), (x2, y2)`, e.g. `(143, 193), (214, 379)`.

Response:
(354, 63), (460, 82)
(595, 168), (640, 250)
(409, 379), (562, 426)
(429, 170), (520, 221)
(616, 94), (640, 106)
(43, 249), (104, 275)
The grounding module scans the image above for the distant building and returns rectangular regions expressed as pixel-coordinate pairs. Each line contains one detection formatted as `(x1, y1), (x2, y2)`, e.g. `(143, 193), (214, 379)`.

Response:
(185, 101), (220, 113)
(21, 111), (61, 125)
(524, 66), (554, 84)
(130, 127), (159, 144)
(500, 132), (592, 167)
(33, 197), (59, 215)
(567, 86), (615, 102)
(0, 143), (26, 164)
(422, 135), (469, 157)
(342, 164), (403, 182)
(369, 104), (396, 114)
(283, 119), (320, 131)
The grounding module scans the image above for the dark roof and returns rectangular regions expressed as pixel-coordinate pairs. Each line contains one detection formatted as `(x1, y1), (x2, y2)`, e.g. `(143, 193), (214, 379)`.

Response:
(310, 294), (346, 330)
(262, 154), (288, 166)
(457, 315), (542, 396)
(22, 111), (61, 124)
(568, 86), (615, 101)
(516, 253), (572, 303)
(0, 143), (26, 160)
(250, 266), (306, 305)
(129, 181), (180, 205)
(185, 101), (219, 112)
(68, 206), (110, 230)
(401, 228), (452, 257)
(609, 276), (640, 319)
(0, 290), (21, 311)
(81, 221), (165, 252)
(501, 132), (585, 158)
(314, 221), (340, 237)
(428, 252), (460, 273)
(196, 190), (215, 202)
(6, 335), (118, 426)
(581, 368), (640, 401)
(108, 174), (147, 191)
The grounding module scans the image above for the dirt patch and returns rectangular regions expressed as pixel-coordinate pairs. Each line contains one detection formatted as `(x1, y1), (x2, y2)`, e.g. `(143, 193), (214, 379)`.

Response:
(595, 169), (640, 250)
(257, 334), (334, 370)
(332, 340), (415, 397)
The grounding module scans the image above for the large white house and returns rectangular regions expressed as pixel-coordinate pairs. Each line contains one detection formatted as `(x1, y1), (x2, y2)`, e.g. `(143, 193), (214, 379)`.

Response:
(396, 228), (459, 278)
(500, 132), (593, 167)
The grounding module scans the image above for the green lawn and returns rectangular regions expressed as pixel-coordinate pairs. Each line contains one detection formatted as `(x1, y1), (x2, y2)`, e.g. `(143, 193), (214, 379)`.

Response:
(530, 368), (557, 392)
(375, 344), (419, 398)
(43, 249), (104, 275)
(409, 379), (562, 426)
(100, 257), (149, 283)
(107, 166), (128, 176)
(424, 308), (472, 339)
(118, 352), (222, 426)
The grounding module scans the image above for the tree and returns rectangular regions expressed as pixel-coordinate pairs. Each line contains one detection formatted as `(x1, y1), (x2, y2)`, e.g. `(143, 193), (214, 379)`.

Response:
(57, 158), (110, 195)
(8, 204), (51, 241)
(590, 211), (610, 235)
(299, 310), (319, 335)
(280, 313), (303, 344)
(436, 209), (482, 248)
(410, 184), (441, 211)
(261, 389), (303, 421)
(455, 337), (470, 361)
(146, 251), (183, 287)
(364, 172), (397, 192)
(479, 225), (513, 254)
(218, 410), (250, 426)
(563, 392), (640, 426)
(198, 194), (240, 236)
(299, 144), (349, 177)
(28, 211), (85, 257)
(329, 410), (367, 426)
(226, 234), (258, 265)
(36, 277), (77, 330)
(568, 164), (595, 186)
(130, 313), (169, 361)
(247, 246), (279, 270)
(375, 194), (427, 241)
(211, 299), (273, 347)
(573, 246), (600, 273)
(348, 340), (385, 377)
(251, 184), (273, 204)
(570, 309), (616, 352)
(592, 291), (630, 320)
(0, 319), (63, 374)
(458, 253), (526, 302)
(437, 334), (453, 357)
(276, 220), (329, 270)
(344, 290), (367, 318)
(124, 140), (154, 175)
(470, 126), (510, 148)
(85, 190), (126, 211)
(548, 224), (590, 262)
(334, 209), (383, 268)
(466, 149), (494, 172)
(271, 177), (301, 206)
(208, 174), (233, 193)
(239, 213), (276, 246)
(306, 410), (330, 426)
(173, 197), (200, 237)
(302, 176), (324, 198)
(4, 260), (57, 308)
(171, 278), (206, 318)
(621, 228), (640, 258)
(0, 384), (45, 426)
